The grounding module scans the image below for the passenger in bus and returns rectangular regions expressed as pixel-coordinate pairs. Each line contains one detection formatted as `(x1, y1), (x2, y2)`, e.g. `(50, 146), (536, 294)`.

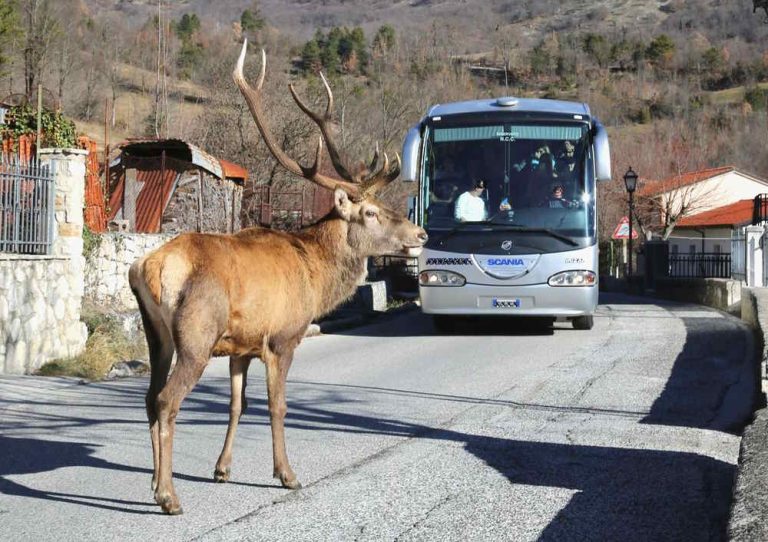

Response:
(432, 182), (459, 203)
(555, 140), (578, 178)
(513, 144), (555, 174)
(454, 178), (488, 222)
(542, 183), (577, 208)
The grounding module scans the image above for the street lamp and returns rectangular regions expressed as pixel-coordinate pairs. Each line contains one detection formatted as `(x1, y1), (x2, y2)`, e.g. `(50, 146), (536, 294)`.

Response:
(623, 166), (638, 280)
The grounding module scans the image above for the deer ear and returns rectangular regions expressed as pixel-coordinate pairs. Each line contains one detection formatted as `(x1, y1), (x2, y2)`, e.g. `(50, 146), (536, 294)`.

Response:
(333, 188), (352, 221)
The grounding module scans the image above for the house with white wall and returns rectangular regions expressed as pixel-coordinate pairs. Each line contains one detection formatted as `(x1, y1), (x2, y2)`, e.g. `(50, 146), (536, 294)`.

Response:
(670, 198), (753, 255)
(637, 166), (768, 254)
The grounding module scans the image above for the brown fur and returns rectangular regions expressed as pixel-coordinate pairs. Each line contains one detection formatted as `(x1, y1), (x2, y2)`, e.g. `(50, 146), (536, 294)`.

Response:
(130, 193), (426, 514)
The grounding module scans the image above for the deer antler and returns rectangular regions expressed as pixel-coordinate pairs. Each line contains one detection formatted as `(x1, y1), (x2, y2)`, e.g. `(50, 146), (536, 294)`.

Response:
(233, 40), (400, 199)
(233, 40), (362, 198)
(288, 73), (356, 183)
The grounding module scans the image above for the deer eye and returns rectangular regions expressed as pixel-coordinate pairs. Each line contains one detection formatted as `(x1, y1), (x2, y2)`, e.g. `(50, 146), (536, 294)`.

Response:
(365, 210), (377, 218)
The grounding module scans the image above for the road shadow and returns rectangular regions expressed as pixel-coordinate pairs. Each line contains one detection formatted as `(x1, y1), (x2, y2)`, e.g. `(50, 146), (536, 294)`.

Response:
(1, 371), (739, 539)
(0, 432), (282, 515)
(641, 313), (757, 434)
(336, 310), (556, 338)
(463, 433), (734, 541)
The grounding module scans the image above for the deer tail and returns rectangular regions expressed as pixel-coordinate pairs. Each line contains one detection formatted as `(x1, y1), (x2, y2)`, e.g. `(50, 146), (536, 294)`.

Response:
(129, 253), (165, 306)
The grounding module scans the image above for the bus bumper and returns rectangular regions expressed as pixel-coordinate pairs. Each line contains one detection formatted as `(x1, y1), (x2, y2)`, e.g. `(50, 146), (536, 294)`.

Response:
(419, 282), (598, 317)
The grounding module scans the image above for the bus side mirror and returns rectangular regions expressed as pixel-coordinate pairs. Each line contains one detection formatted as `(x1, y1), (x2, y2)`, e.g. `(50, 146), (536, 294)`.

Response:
(593, 120), (611, 182)
(401, 125), (421, 182)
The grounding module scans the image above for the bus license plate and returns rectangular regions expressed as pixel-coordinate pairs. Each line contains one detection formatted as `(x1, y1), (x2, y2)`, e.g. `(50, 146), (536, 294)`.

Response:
(492, 298), (522, 308)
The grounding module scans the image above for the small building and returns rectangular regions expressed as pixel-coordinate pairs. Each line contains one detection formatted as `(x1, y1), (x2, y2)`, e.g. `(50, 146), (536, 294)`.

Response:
(673, 199), (753, 255)
(638, 166), (768, 255)
(107, 139), (247, 234)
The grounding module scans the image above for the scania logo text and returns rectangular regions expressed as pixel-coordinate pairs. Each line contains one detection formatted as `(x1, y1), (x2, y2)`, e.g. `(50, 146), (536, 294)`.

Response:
(487, 258), (525, 266)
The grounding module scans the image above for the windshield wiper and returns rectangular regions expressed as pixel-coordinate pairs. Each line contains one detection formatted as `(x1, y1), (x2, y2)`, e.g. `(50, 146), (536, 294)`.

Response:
(433, 221), (489, 243)
(491, 225), (580, 246)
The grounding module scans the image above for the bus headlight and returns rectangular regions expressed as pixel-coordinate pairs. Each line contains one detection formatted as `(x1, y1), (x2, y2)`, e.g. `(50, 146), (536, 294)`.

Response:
(419, 270), (466, 287)
(548, 270), (596, 287)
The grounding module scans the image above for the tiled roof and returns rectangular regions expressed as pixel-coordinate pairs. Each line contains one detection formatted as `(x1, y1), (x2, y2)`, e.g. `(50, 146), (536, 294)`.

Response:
(637, 166), (735, 197)
(676, 198), (754, 228)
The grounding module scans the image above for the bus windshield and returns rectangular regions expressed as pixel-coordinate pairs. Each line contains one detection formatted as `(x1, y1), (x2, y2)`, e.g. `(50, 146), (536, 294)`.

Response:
(423, 121), (595, 240)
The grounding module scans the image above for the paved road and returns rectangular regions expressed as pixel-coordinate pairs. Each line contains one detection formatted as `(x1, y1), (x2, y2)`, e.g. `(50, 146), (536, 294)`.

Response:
(0, 294), (757, 541)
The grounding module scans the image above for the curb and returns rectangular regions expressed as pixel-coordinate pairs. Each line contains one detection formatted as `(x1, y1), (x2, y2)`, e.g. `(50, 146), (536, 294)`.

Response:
(729, 407), (768, 540)
(312, 302), (419, 335)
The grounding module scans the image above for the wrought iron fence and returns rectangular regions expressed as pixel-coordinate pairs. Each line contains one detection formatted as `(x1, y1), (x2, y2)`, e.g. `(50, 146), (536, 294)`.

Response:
(0, 158), (55, 255)
(668, 252), (731, 278)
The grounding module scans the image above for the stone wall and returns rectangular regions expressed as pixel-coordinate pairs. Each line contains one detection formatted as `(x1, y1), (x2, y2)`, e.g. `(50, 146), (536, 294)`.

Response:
(83, 233), (174, 312)
(728, 288), (768, 539)
(652, 277), (742, 312)
(1, 149), (89, 374)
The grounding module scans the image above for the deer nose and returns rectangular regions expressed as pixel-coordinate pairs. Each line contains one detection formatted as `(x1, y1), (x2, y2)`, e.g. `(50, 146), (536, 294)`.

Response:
(417, 229), (428, 244)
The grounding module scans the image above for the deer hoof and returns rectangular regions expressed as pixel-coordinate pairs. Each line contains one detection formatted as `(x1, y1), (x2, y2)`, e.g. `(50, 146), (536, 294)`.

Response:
(214, 468), (231, 483)
(279, 473), (302, 490)
(155, 491), (183, 515)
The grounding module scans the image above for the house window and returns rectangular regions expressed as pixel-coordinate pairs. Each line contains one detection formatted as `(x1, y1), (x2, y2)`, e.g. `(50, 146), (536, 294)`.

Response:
(671, 245), (679, 255)
(714, 244), (721, 254)
(689, 244), (696, 254)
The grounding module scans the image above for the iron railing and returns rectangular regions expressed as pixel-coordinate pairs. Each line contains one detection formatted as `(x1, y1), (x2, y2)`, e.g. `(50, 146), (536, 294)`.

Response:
(0, 158), (55, 255)
(669, 252), (731, 278)
(753, 193), (768, 225)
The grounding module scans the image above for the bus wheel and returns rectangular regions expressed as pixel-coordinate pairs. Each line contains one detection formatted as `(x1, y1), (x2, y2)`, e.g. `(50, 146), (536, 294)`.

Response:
(572, 315), (594, 330)
(433, 315), (456, 334)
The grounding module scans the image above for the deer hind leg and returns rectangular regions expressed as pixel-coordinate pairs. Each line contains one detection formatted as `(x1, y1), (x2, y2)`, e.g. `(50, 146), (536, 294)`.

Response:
(214, 355), (252, 483)
(153, 285), (225, 515)
(135, 295), (174, 494)
(264, 339), (301, 489)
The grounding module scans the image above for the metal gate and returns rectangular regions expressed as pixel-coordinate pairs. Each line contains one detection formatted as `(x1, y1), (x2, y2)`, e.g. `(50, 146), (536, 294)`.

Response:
(0, 158), (55, 255)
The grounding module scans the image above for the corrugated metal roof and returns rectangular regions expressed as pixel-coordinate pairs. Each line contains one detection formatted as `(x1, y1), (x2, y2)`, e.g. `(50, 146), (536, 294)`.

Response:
(115, 138), (247, 180)
(219, 159), (248, 181)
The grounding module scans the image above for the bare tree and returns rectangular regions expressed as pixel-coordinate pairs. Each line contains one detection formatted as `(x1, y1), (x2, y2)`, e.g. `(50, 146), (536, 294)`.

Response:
(21, 0), (59, 99)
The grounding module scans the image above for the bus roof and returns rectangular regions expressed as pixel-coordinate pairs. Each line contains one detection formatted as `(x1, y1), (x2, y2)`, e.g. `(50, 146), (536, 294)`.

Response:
(426, 97), (590, 119)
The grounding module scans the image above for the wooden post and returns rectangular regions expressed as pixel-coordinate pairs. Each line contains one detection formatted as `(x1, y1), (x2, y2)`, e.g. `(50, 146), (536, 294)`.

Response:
(197, 170), (203, 232)
(35, 84), (42, 162)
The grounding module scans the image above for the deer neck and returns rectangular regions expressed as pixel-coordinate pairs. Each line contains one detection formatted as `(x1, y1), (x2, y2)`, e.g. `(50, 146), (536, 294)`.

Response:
(298, 217), (367, 317)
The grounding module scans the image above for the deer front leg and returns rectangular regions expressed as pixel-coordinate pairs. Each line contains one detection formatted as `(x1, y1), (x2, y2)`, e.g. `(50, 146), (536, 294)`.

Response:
(264, 345), (301, 489)
(214, 356), (252, 483)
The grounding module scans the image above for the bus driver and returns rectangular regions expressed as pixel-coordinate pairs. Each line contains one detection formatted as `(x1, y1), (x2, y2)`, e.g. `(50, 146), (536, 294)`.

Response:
(454, 179), (488, 222)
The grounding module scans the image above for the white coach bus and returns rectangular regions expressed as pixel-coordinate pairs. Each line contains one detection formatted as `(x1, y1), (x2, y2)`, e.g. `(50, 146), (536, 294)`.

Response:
(400, 97), (612, 331)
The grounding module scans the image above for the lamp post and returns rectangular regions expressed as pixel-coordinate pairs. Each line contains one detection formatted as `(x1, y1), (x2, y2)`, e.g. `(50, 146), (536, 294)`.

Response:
(623, 167), (638, 279)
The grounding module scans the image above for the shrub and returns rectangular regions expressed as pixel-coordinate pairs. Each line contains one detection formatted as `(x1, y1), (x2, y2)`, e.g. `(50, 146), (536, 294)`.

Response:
(37, 304), (147, 380)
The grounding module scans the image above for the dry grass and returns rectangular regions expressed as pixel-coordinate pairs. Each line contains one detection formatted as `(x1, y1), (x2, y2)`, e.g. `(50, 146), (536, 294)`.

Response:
(37, 305), (147, 381)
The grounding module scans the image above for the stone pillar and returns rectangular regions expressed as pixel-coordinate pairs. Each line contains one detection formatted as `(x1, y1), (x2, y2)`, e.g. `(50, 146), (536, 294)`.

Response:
(42, 148), (88, 260)
(746, 226), (764, 288)
(41, 148), (89, 364)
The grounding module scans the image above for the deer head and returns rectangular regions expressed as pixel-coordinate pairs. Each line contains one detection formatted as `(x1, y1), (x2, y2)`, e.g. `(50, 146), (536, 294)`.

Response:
(232, 40), (426, 258)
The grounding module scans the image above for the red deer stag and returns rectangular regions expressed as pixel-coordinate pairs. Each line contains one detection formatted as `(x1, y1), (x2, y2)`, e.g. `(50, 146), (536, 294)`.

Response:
(129, 40), (427, 515)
